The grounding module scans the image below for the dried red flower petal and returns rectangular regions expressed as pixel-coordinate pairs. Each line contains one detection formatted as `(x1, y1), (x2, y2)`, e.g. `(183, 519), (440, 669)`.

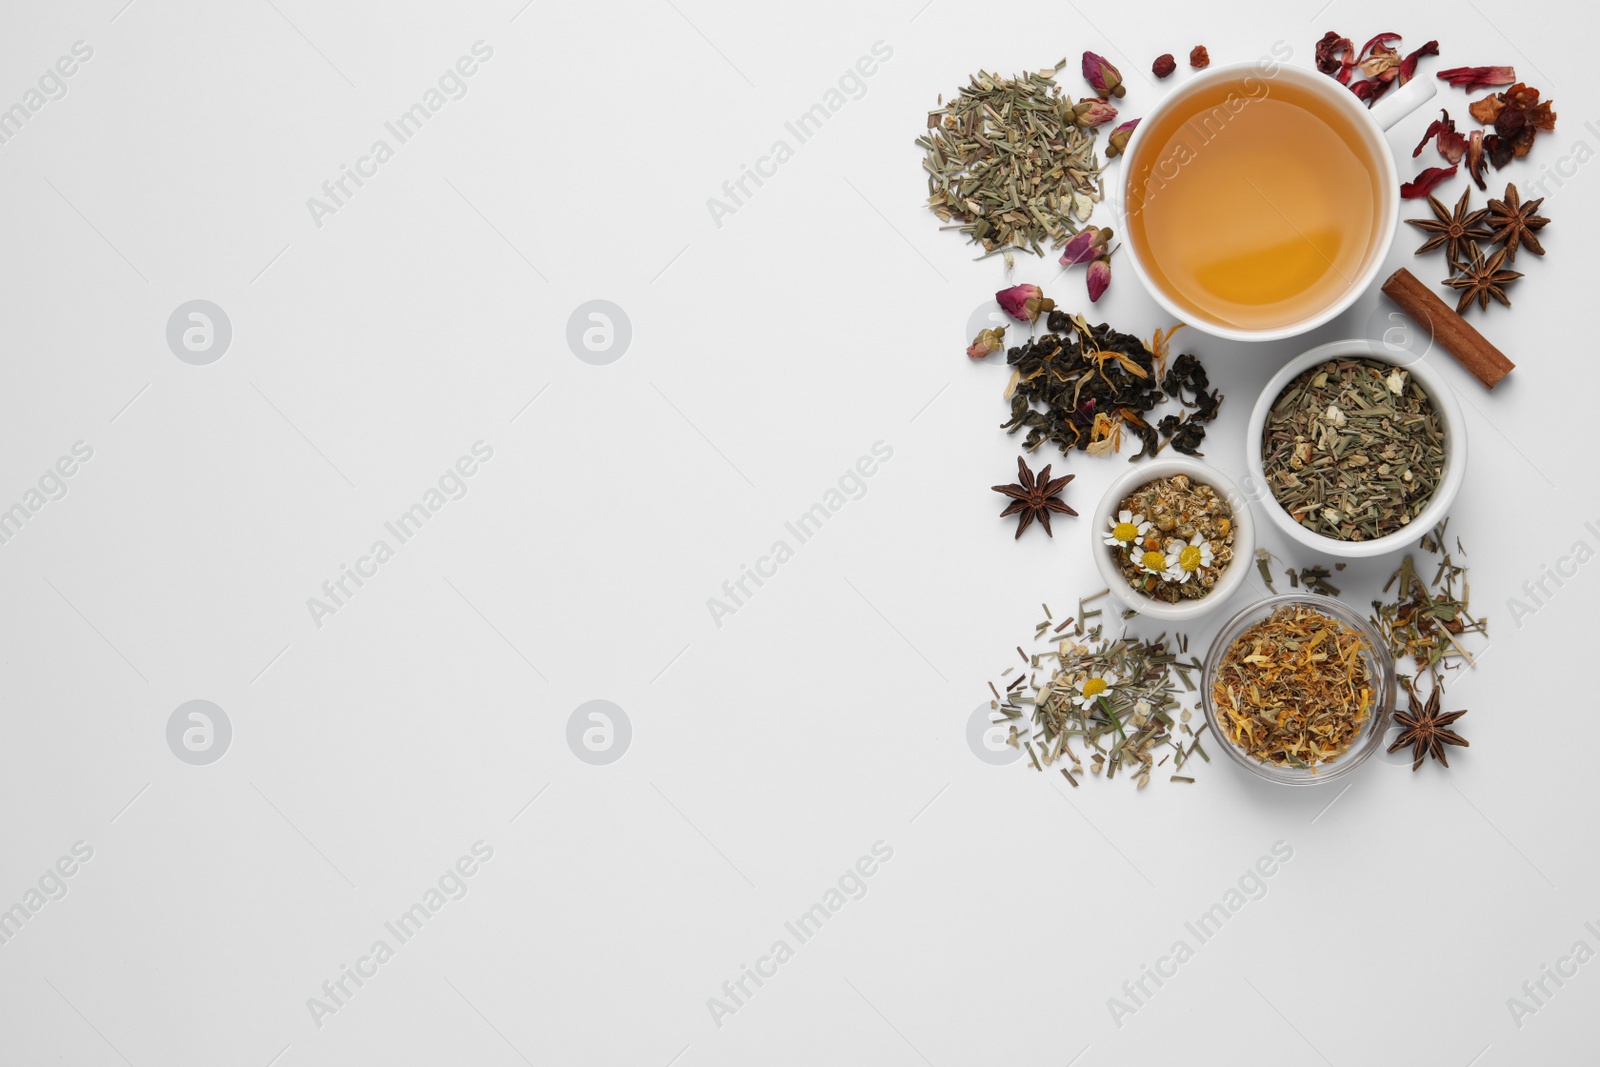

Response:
(1436, 126), (1467, 165)
(1152, 54), (1176, 79)
(1437, 65), (1515, 92)
(1465, 130), (1488, 190)
(1351, 78), (1393, 106)
(1398, 40), (1439, 84)
(1189, 45), (1209, 69)
(1467, 92), (1504, 125)
(1400, 165), (1458, 199)
(1483, 134), (1515, 170)
(1359, 41), (1402, 80)
(1509, 125), (1538, 158)
(1357, 31), (1402, 58)
(1316, 31), (1356, 84)
(1412, 109), (1452, 157)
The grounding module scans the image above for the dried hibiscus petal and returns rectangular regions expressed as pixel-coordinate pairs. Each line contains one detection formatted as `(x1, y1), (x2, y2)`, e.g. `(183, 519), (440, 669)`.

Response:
(1468, 92), (1505, 125)
(1398, 40), (1439, 84)
(1437, 65), (1516, 92)
(1412, 109), (1452, 157)
(1358, 32), (1403, 60)
(1316, 31), (1356, 84)
(1437, 126), (1468, 165)
(1400, 165), (1457, 199)
(1483, 134), (1515, 170)
(1465, 130), (1487, 190)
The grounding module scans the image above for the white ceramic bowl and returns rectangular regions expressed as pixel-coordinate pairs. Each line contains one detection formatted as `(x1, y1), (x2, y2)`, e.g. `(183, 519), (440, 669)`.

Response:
(1245, 338), (1466, 559)
(1090, 457), (1255, 623)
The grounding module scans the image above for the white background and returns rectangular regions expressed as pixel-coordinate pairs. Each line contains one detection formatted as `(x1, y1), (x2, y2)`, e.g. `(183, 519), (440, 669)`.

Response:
(0, 0), (1595, 1064)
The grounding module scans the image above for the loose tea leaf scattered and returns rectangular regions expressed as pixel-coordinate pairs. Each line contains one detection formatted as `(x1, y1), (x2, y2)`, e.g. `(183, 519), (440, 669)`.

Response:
(999, 315), (1219, 462)
(989, 601), (1208, 787)
(1213, 604), (1377, 768)
(1387, 679), (1469, 770)
(1371, 521), (1487, 690)
(1261, 359), (1445, 541)
(992, 455), (1077, 538)
(918, 61), (1105, 258)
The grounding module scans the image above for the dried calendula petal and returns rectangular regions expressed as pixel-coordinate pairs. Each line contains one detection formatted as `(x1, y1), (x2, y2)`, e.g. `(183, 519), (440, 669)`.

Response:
(1213, 604), (1377, 768)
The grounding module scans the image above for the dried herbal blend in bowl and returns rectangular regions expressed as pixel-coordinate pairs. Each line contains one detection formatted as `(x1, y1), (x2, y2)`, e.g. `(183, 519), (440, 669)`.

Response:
(1261, 358), (1445, 541)
(1105, 473), (1234, 603)
(1212, 604), (1377, 768)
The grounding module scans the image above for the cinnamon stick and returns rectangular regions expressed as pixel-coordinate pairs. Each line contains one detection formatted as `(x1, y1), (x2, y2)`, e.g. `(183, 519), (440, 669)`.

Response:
(1380, 268), (1515, 389)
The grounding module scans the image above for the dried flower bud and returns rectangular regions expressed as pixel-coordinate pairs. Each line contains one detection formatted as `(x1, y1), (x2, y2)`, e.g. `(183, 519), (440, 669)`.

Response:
(966, 325), (1007, 360)
(1189, 45), (1210, 69)
(1082, 51), (1125, 99)
(1104, 118), (1139, 158)
(1087, 256), (1111, 303)
(1072, 98), (1119, 129)
(995, 283), (1055, 323)
(1152, 54), (1176, 79)
(1058, 226), (1111, 266)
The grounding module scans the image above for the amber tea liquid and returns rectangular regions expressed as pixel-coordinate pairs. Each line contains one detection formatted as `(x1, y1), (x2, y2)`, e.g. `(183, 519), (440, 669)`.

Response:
(1126, 76), (1383, 331)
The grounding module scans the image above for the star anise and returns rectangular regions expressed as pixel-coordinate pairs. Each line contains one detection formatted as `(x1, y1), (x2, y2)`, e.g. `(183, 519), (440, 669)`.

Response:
(1444, 242), (1522, 313)
(1406, 187), (1489, 265)
(992, 456), (1076, 538)
(1484, 183), (1548, 261)
(1387, 681), (1469, 770)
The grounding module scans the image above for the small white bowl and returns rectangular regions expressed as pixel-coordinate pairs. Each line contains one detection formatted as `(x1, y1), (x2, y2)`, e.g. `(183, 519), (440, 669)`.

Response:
(1091, 457), (1256, 623)
(1245, 339), (1466, 559)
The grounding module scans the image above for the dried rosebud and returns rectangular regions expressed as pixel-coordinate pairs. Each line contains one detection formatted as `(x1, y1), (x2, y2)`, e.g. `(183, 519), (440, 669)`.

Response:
(1437, 65), (1516, 92)
(1104, 118), (1139, 158)
(995, 284), (1055, 323)
(1189, 45), (1210, 69)
(1152, 54), (1176, 79)
(1072, 97), (1119, 129)
(1058, 226), (1112, 266)
(1087, 256), (1111, 303)
(1398, 40), (1439, 84)
(1082, 51), (1125, 99)
(966, 325), (1007, 360)
(1400, 165), (1457, 199)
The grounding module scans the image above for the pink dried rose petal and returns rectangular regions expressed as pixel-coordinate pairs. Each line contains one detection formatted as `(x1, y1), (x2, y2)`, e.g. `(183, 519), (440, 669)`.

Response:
(1400, 165), (1457, 199)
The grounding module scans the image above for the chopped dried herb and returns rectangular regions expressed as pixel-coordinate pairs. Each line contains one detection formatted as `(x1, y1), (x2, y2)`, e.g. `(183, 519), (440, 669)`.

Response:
(917, 62), (1105, 258)
(1370, 522), (1487, 690)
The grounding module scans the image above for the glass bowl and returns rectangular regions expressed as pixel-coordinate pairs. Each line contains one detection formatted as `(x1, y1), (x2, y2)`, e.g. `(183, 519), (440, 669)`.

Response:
(1201, 594), (1396, 786)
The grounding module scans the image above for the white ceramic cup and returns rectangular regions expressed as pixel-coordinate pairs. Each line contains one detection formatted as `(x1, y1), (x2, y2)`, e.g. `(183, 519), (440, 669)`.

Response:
(1091, 456), (1256, 623)
(1245, 338), (1466, 558)
(1118, 60), (1437, 343)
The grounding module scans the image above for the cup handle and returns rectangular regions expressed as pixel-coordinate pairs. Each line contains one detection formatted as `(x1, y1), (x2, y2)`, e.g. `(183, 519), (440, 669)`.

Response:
(1368, 74), (1438, 131)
